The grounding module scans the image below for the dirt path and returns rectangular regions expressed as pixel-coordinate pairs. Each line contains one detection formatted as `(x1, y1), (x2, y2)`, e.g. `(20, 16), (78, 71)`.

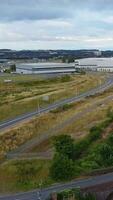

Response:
(6, 94), (113, 160)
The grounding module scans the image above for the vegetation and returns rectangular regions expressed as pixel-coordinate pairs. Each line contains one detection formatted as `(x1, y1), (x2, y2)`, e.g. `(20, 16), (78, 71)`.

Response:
(1, 73), (113, 194)
(50, 135), (75, 181)
(1, 110), (113, 193)
(16, 160), (38, 184)
(1, 84), (113, 159)
(50, 154), (75, 181)
(10, 64), (16, 72)
(48, 188), (96, 200)
(52, 135), (75, 159)
(0, 73), (105, 122)
(50, 111), (113, 182)
(50, 104), (74, 113)
(62, 56), (75, 63)
(0, 159), (51, 193)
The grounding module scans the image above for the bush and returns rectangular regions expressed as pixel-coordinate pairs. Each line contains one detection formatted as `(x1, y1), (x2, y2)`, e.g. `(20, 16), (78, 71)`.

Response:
(107, 132), (113, 145)
(50, 104), (73, 113)
(80, 160), (99, 171)
(97, 143), (113, 166)
(53, 135), (75, 159)
(50, 154), (75, 181)
(61, 75), (72, 82)
(48, 188), (96, 200)
(88, 126), (103, 142)
(74, 139), (90, 159)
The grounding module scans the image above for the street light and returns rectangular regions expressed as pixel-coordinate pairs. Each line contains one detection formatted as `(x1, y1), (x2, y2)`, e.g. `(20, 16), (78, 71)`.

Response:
(37, 191), (41, 200)
(38, 98), (40, 114)
(37, 181), (43, 200)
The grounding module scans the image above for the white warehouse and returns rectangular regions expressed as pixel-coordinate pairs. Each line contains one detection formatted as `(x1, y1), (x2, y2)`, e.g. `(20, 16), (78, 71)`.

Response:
(16, 63), (76, 74)
(75, 58), (113, 72)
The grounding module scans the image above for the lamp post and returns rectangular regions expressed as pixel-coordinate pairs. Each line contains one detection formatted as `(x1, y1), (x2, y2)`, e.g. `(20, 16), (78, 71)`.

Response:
(37, 98), (40, 114)
(37, 181), (43, 200)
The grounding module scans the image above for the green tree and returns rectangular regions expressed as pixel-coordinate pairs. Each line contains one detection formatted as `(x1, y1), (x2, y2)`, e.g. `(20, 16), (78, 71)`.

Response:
(107, 132), (113, 145)
(67, 56), (75, 63)
(50, 154), (75, 181)
(98, 144), (113, 166)
(53, 135), (75, 159)
(10, 64), (16, 72)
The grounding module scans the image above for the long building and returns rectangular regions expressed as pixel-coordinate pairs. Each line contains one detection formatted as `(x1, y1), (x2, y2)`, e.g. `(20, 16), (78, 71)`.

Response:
(16, 58), (113, 74)
(75, 58), (113, 72)
(16, 63), (76, 74)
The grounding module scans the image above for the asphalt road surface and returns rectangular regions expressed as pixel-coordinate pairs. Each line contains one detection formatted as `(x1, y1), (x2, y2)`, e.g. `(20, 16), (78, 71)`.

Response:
(0, 78), (113, 131)
(7, 93), (113, 159)
(1, 172), (113, 200)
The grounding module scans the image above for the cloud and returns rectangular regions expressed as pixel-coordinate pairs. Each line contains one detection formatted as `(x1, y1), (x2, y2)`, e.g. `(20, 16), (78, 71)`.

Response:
(0, 0), (72, 21)
(0, 0), (113, 22)
(0, 0), (113, 49)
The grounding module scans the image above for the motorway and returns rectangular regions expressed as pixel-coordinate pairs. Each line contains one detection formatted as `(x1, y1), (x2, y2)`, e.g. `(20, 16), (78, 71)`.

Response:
(1, 172), (113, 199)
(0, 77), (113, 131)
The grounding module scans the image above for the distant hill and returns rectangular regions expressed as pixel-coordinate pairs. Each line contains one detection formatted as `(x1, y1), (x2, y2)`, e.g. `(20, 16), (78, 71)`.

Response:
(0, 49), (112, 60)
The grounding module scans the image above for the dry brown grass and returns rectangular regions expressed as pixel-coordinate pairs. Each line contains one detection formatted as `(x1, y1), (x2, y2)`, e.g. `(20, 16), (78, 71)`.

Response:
(0, 84), (113, 157)
(0, 73), (105, 122)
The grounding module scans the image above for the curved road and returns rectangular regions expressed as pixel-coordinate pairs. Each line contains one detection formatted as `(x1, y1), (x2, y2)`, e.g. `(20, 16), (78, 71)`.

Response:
(1, 78), (113, 199)
(1, 172), (113, 200)
(0, 78), (113, 131)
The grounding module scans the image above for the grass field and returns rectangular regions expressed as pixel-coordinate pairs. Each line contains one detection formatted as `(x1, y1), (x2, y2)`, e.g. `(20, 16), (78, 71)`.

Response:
(0, 73), (105, 122)
(0, 159), (51, 194)
(0, 72), (112, 194)
(1, 82), (113, 158)
(1, 110), (113, 194)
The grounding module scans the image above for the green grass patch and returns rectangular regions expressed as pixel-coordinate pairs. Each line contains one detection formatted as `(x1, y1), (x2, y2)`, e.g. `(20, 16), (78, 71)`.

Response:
(0, 159), (52, 194)
(50, 104), (74, 113)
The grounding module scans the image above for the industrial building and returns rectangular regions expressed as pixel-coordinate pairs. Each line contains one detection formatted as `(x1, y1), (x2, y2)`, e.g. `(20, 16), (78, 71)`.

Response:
(16, 58), (113, 75)
(16, 63), (76, 74)
(75, 58), (113, 72)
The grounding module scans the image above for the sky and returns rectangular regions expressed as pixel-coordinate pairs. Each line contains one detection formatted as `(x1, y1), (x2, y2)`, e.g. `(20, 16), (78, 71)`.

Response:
(0, 0), (113, 50)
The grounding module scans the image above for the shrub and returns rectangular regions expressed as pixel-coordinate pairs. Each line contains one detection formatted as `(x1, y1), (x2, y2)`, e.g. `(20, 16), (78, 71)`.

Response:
(97, 143), (113, 166)
(88, 126), (103, 142)
(53, 135), (75, 159)
(80, 160), (99, 170)
(48, 188), (96, 200)
(50, 104), (73, 113)
(61, 75), (72, 82)
(74, 139), (90, 159)
(107, 132), (113, 145)
(50, 154), (75, 181)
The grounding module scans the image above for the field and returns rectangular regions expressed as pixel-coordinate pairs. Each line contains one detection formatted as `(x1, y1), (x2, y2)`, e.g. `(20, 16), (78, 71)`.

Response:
(0, 73), (105, 122)
(1, 72), (113, 194)
(0, 159), (51, 193)
(1, 85), (113, 157)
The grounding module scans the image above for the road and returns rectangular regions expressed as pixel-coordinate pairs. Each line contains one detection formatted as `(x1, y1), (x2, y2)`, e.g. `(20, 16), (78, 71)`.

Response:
(0, 78), (113, 131)
(7, 93), (113, 159)
(1, 172), (113, 200)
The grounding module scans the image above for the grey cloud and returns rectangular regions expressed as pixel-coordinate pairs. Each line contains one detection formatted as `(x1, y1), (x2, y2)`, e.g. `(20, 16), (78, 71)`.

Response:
(0, 0), (113, 22)
(0, 0), (72, 21)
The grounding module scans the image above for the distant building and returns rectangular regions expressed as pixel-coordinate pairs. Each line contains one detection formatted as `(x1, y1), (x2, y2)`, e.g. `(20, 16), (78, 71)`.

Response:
(75, 58), (113, 72)
(16, 63), (76, 74)
(0, 59), (9, 63)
